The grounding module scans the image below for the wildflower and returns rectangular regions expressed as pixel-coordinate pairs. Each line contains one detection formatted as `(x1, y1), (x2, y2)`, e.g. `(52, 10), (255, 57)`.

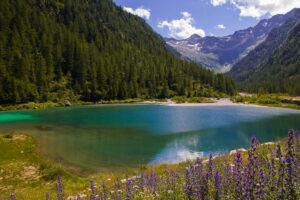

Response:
(207, 154), (213, 180)
(276, 145), (285, 200)
(10, 193), (16, 200)
(126, 176), (132, 200)
(200, 172), (209, 199)
(269, 149), (276, 192)
(167, 189), (173, 194)
(140, 171), (146, 190)
(149, 171), (158, 195)
(244, 136), (259, 199)
(255, 168), (266, 199)
(214, 171), (222, 200)
(233, 152), (243, 200)
(46, 192), (50, 200)
(223, 158), (232, 196)
(56, 174), (64, 200)
(133, 185), (139, 190)
(285, 130), (297, 200)
(185, 168), (193, 199)
(102, 181), (107, 200)
(193, 159), (203, 200)
(90, 179), (97, 200)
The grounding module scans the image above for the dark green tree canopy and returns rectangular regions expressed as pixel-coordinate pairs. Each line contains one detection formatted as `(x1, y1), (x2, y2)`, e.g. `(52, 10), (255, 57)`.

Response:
(0, 0), (236, 104)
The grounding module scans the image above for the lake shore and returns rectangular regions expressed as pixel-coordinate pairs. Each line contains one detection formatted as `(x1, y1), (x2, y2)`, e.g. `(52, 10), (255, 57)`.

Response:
(141, 98), (266, 108)
(1, 96), (300, 112)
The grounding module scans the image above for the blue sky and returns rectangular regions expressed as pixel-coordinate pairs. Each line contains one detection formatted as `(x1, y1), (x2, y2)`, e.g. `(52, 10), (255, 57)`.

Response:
(113, 0), (300, 39)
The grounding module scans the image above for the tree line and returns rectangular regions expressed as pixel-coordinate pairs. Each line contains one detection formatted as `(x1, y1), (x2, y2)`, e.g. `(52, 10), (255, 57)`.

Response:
(0, 0), (236, 104)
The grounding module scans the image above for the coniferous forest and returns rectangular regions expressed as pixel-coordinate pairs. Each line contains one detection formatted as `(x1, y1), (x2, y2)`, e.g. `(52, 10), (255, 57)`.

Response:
(0, 0), (236, 104)
(236, 21), (300, 95)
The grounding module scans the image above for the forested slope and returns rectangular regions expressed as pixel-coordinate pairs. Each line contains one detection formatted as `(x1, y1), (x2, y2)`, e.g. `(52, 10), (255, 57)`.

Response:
(230, 9), (300, 83)
(0, 0), (235, 104)
(240, 21), (300, 95)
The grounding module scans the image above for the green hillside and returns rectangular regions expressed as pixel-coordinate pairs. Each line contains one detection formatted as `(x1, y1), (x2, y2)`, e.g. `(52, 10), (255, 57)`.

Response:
(0, 0), (235, 104)
(230, 10), (300, 83)
(240, 21), (300, 95)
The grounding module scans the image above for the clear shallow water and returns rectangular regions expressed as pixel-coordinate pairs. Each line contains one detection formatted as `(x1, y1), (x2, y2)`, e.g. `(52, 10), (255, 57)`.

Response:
(0, 104), (300, 173)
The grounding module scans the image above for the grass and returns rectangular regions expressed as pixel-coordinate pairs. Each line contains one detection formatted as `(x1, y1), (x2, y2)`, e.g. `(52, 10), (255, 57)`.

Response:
(232, 94), (300, 110)
(171, 96), (216, 104)
(0, 134), (84, 199)
(0, 102), (62, 112)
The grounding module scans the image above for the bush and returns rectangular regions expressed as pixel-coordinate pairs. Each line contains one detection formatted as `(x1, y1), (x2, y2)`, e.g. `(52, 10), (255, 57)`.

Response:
(171, 96), (187, 103)
(3, 134), (13, 139)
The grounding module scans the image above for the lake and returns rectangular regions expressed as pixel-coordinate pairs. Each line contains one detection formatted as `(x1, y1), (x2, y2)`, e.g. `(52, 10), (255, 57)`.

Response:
(0, 104), (300, 173)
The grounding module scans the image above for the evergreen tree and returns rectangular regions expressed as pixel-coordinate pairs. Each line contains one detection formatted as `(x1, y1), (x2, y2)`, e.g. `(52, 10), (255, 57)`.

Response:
(0, 0), (236, 104)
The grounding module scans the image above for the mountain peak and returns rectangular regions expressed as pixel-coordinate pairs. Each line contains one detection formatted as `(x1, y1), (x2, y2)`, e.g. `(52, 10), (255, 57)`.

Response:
(189, 34), (202, 40)
(165, 8), (299, 72)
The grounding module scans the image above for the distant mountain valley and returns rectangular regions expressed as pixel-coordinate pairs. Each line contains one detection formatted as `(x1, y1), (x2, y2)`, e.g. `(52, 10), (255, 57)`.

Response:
(165, 8), (300, 73)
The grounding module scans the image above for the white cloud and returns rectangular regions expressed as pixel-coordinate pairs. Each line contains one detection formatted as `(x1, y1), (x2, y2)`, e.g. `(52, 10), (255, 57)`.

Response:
(211, 0), (227, 6)
(123, 6), (151, 20)
(216, 24), (226, 29)
(157, 12), (205, 39)
(210, 0), (300, 18)
(230, 0), (300, 18)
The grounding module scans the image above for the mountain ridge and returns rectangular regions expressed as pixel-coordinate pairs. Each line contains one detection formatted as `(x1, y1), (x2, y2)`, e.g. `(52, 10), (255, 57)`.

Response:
(165, 8), (300, 72)
(230, 10), (300, 83)
(235, 19), (300, 95)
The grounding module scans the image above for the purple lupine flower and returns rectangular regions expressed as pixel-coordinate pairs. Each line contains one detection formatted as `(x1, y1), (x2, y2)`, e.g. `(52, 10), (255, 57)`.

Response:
(244, 136), (259, 200)
(165, 170), (171, 193)
(102, 181), (107, 200)
(113, 178), (122, 200)
(285, 130), (297, 200)
(170, 170), (178, 192)
(46, 192), (51, 200)
(285, 155), (297, 200)
(193, 159), (203, 200)
(10, 193), (16, 200)
(200, 172), (209, 199)
(214, 171), (222, 200)
(223, 158), (232, 196)
(58, 174), (63, 189)
(116, 178), (121, 190)
(56, 174), (64, 200)
(276, 145), (285, 200)
(269, 149), (276, 193)
(90, 179), (97, 200)
(126, 177), (132, 200)
(190, 165), (198, 199)
(77, 194), (81, 200)
(56, 183), (63, 200)
(140, 171), (145, 190)
(185, 167), (193, 199)
(149, 171), (158, 195)
(207, 154), (213, 180)
(233, 152), (243, 200)
(255, 168), (266, 199)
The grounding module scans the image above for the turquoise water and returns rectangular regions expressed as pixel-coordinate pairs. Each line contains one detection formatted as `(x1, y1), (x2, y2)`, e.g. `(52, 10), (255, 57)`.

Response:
(0, 104), (300, 173)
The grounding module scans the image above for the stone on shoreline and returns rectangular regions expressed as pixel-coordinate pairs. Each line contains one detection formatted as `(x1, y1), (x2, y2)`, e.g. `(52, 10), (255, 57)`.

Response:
(63, 100), (72, 107)
(230, 148), (247, 155)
